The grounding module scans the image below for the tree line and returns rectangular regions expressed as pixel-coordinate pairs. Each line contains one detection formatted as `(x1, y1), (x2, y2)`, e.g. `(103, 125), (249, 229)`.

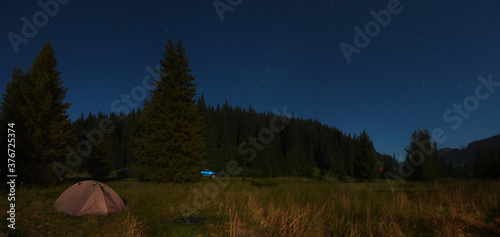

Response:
(64, 103), (499, 183)
(1, 40), (498, 186)
(67, 99), (381, 181)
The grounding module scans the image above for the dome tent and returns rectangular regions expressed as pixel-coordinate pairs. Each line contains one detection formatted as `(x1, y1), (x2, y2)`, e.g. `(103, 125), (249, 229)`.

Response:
(54, 180), (125, 216)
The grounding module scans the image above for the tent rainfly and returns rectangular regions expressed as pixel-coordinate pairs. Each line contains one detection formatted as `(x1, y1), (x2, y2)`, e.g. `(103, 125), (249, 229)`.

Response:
(54, 180), (125, 216)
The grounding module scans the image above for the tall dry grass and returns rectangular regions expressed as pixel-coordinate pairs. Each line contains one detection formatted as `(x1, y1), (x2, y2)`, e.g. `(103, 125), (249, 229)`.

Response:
(120, 211), (147, 237)
(1, 178), (498, 236)
(216, 179), (500, 236)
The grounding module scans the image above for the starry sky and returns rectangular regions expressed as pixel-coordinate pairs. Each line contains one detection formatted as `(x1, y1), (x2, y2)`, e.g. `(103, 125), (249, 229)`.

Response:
(1, 0), (499, 160)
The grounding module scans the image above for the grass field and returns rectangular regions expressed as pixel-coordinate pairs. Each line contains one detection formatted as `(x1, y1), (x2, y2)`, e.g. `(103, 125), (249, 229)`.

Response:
(1, 178), (499, 236)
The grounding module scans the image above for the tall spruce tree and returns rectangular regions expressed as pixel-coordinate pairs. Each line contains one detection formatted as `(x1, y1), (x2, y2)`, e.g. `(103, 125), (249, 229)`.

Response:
(87, 141), (111, 178)
(20, 41), (75, 185)
(1, 67), (28, 184)
(133, 38), (204, 183)
(1, 68), (26, 124)
(354, 130), (379, 180)
(403, 129), (438, 182)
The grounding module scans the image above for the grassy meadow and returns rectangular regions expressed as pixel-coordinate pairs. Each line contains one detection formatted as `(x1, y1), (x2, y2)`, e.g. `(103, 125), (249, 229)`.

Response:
(1, 177), (499, 236)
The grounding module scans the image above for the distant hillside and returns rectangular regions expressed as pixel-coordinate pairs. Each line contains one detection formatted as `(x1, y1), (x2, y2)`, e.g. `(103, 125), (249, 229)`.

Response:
(438, 134), (500, 165)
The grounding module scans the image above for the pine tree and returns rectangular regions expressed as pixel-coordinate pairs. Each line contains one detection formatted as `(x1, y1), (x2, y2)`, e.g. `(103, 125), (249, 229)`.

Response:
(133, 38), (204, 183)
(87, 141), (111, 178)
(122, 109), (140, 169)
(282, 120), (303, 176)
(1, 67), (28, 183)
(354, 130), (378, 181)
(336, 158), (347, 181)
(20, 41), (76, 185)
(199, 96), (218, 170)
(345, 134), (355, 176)
(1, 68), (26, 124)
(403, 129), (438, 182)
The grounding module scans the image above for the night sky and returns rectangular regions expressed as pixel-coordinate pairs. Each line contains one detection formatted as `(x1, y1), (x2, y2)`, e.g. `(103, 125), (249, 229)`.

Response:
(1, 0), (499, 160)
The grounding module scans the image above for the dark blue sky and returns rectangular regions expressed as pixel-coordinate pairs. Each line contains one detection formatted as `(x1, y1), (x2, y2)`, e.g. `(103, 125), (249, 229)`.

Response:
(1, 0), (499, 159)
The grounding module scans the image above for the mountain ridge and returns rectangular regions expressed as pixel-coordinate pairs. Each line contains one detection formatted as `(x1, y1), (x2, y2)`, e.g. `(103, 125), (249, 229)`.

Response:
(438, 134), (500, 165)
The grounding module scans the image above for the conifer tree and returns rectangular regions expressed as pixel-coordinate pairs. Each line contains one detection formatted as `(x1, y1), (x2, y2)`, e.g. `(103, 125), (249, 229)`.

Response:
(20, 41), (76, 185)
(1, 68), (26, 124)
(87, 141), (111, 178)
(346, 134), (355, 176)
(133, 38), (204, 183)
(198, 95), (218, 170)
(1, 67), (28, 183)
(122, 109), (140, 169)
(354, 130), (379, 180)
(403, 129), (438, 182)
(283, 120), (303, 176)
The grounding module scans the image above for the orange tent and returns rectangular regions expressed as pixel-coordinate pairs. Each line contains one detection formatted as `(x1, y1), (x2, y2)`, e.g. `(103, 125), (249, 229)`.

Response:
(54, 180), (125, 216)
